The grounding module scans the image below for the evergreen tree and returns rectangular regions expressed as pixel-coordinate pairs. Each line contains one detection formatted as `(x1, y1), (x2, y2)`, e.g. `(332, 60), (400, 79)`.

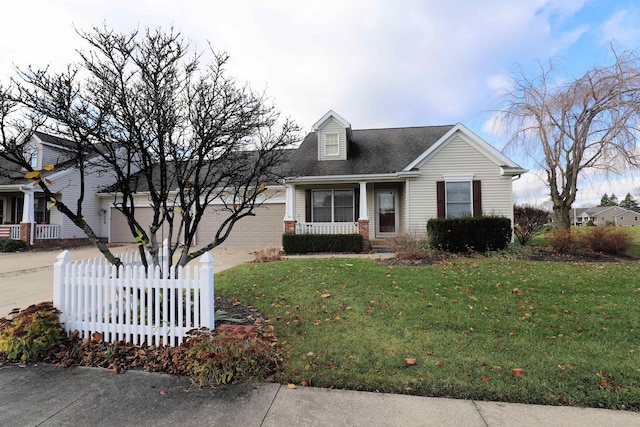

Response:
(620, 193), (640, 212)
(600, 193), (611, 206)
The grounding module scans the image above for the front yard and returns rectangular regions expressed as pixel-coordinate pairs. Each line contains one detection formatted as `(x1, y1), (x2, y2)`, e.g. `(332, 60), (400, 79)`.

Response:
(216, 256), (640, 410)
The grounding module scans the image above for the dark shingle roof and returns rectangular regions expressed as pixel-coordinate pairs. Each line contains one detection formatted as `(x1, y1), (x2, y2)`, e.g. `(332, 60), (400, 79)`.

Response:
(34, 131), (78, 150)
(287, 125), (454, 177)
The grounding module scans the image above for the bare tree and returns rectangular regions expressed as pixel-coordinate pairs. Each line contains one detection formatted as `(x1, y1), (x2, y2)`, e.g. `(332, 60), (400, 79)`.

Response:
(497, 49), (640, 229)
(0, 25), (299, 268)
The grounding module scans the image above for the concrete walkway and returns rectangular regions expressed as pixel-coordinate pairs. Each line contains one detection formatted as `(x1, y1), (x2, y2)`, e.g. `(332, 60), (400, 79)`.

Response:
(1, 246), (639, 426)
(1, 363), (638, 427)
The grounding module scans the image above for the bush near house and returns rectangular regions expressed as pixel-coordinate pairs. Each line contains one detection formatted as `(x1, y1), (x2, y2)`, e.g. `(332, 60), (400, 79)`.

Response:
(282, 233), (364, 254)
(0, 239), (28, 252)
(427, 216), (512, 253)
(513, 205), (550, 245)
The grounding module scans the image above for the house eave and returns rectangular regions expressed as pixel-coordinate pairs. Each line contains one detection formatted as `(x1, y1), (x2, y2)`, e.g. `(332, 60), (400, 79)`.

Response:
(284, 171), (420, 185)
(500, 166), (528, 176)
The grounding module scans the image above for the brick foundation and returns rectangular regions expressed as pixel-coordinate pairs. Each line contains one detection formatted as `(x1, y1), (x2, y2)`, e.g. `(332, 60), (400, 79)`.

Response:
(358, 219), (371, 251)
(19, 222), (31, 245)
(284, 220), (296, 234)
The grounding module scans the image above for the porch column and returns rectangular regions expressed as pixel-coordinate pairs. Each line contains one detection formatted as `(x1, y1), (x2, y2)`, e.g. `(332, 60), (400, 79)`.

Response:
(357, 182), (370, 250)
(284, 184), (296, 233)
(20, 189), (35, 245)
(358, 182), (368, 220)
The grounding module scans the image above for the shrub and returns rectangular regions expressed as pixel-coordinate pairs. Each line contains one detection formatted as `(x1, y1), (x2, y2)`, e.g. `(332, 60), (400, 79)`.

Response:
(0, 302), (65, 361)
(183, 327), (282, 386)
(387, 231), (431, 260)
(551, 228), (575, 254)
(513, 205), (549, 245)
(282, 233), (363, 254)
(251, 247), (284, 263)
(580, 226), (633, 255)
(427, 216), (512, 253)
(0, 239), (28, 252)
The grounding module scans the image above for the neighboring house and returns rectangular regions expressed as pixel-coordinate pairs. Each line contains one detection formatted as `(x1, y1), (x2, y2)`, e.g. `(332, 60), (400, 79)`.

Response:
(0, 111), (527, 248)
(571, 206), (640, 226)
(0, 132), (116, 246)
(281, 111), (527, 247)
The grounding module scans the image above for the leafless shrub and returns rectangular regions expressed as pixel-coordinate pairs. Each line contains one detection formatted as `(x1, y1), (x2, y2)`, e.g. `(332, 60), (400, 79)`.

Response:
(387, 231), (431, 260)
(581, 226), (633, 255)
(252, 247), (284, 263)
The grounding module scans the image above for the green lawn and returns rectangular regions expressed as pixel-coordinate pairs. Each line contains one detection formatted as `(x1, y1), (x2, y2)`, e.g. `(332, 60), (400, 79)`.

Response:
(216, 257), (640, 410)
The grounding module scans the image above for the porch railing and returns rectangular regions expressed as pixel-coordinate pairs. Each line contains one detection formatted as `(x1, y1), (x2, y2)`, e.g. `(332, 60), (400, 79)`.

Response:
(0, 225), (20, 240)
(295, 222), (359, 235)
(36, 224), (60, 240)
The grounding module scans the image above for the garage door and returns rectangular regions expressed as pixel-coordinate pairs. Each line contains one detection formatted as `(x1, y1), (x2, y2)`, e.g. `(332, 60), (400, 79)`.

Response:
(111, 204), (285, 247)
(197, 204), (285, 247)
(110, 207), (177, 243)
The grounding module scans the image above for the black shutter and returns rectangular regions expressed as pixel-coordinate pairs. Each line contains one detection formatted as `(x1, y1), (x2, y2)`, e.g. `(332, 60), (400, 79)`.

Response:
(436, 181), (445, 218)
(473, 180), (482, 217)
(305, 190), (312, 222)
(354, 188), (360, 222)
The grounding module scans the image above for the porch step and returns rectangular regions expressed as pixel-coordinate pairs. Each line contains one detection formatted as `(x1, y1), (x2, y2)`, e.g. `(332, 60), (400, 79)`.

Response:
(371, 245), (393, 253)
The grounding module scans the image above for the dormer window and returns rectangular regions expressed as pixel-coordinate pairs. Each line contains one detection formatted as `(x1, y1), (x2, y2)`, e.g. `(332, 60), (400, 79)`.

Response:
(28, 148), (38, 168)
(325, 133), (339, 156)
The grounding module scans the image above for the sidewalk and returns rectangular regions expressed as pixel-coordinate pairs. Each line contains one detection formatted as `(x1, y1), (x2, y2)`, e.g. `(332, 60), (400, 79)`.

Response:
(1, 363), (638, 427)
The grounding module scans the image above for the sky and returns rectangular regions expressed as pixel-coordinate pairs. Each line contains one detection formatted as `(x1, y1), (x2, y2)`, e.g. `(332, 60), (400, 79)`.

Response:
(2, 0), (640, 207)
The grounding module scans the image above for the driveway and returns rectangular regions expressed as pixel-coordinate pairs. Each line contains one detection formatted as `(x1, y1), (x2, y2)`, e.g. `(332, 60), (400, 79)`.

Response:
(0, 244), (261, 317)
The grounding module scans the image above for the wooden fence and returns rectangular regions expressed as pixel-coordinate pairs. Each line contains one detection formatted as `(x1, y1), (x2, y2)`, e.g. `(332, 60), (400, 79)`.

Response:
(53, 247), (215, 347)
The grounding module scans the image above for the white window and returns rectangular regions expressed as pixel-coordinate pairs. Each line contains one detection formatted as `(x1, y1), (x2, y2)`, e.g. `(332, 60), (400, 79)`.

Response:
(446, 181), (472, 217)
(325, 133), (339, 156)
(312, 189), (354, 222)
(28, 148), (38, 168)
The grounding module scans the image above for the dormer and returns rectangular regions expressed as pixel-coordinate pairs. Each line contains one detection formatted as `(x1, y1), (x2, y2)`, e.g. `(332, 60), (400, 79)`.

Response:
(313, 110), (351, 161)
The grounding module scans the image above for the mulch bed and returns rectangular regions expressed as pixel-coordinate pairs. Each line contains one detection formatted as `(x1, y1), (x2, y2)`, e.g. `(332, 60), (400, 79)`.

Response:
(1, 296), (276, 377)
(379, 246), (638, 266)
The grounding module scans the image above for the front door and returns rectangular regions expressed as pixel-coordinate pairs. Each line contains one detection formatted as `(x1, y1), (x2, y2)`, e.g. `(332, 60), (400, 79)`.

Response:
(376, 189), (397, 236)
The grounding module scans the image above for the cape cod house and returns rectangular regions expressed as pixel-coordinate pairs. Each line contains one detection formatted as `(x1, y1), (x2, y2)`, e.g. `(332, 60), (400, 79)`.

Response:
(281, 111), (527, 247)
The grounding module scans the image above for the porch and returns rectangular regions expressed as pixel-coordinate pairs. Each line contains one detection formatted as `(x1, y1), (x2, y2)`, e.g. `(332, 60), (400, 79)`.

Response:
(0, 190), (61, 246)
(0, 224), (61, 242)
(283, 180), (410, 247)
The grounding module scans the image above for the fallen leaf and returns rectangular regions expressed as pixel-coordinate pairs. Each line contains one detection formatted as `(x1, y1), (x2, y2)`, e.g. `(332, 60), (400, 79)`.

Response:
(321, 294), (331, 298)
(287, 383), (297, 389)
(480, 375), (489, 381)
(159, 390), (167, 396)
(513, 368), (523, 377)
(435, 360), (444, 367)
(405, 358), (417, 365)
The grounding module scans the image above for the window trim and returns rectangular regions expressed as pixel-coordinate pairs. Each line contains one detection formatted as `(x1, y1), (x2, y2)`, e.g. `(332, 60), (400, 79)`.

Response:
(436, 178), (481, 218)
(311, 189), (355, 223)
(28, 147), (38, 168)
(324, 133), (340, 157)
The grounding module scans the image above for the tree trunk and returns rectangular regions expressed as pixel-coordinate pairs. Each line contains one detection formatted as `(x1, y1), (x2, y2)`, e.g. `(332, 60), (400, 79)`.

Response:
(552, 203), (572, 230)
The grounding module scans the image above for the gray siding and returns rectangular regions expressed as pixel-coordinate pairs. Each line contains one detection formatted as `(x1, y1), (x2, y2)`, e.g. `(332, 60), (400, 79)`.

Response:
(408, 133), (514, 231)
(317, 117), (347, 161)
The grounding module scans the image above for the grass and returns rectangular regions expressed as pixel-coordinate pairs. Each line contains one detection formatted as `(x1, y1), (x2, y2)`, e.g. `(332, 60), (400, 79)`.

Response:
(216, 257), (640, 410)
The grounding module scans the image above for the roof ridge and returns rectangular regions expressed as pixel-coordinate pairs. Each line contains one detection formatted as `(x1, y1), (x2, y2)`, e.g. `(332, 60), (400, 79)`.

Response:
(352, 124), (455, 132)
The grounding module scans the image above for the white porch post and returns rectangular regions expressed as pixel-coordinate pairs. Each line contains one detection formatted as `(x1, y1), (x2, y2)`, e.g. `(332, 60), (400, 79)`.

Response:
(284, 183), (296, 234)
(358, 182), (368, 220)
(21, 189), (35, 245)
(284, 184), (296, 220)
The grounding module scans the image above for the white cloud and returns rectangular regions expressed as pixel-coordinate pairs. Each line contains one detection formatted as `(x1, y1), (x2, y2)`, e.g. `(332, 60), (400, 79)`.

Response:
(600, 9), (640, 47)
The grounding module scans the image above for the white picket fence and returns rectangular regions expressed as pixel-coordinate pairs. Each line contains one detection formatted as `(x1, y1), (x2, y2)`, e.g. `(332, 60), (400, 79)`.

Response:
(53, 246), (214, 347)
